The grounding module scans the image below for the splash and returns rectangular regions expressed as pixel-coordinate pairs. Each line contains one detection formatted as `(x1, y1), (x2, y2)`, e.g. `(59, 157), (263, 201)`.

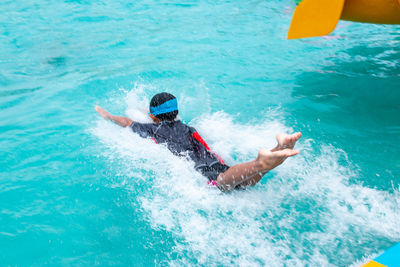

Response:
(92, 88), (400, 266)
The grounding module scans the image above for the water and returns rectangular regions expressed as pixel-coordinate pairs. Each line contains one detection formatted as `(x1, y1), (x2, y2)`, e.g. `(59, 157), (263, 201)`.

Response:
(1, 0), (399, 266)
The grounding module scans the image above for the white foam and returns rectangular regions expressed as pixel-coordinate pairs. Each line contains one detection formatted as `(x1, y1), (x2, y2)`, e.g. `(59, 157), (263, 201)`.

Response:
(125, 83), (153, 123)
(92, 88), (400, 266)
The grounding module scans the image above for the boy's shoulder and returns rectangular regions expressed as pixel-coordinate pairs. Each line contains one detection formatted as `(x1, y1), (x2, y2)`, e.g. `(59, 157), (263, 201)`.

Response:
(157, 120), (197, 134)
(177, 120), (197, 132)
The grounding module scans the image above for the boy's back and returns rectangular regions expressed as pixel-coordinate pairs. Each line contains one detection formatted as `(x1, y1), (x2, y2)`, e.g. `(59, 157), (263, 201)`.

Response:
(130, 120), (222, 170)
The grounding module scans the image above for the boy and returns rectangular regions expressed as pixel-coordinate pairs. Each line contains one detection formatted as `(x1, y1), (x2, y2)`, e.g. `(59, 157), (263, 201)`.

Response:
(95, 92), (301, 192)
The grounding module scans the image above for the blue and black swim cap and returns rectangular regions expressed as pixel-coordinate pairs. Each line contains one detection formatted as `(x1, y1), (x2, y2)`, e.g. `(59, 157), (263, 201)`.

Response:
(150, 92), (178, 121)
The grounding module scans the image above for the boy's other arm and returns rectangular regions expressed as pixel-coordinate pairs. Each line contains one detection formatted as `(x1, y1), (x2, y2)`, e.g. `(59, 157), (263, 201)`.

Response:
(95, 106), (133, 127)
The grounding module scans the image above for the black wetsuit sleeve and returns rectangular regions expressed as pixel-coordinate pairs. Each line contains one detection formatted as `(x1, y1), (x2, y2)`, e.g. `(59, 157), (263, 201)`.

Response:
(130, 122), (156, 138)
(187, 126), (197, 135)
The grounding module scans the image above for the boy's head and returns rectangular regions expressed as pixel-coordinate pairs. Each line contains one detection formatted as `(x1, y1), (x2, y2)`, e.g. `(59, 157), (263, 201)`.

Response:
(149, 92), (178, 122)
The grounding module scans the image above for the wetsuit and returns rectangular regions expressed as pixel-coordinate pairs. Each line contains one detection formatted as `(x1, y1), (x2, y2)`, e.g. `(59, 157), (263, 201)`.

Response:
(130, 120), (229, 182)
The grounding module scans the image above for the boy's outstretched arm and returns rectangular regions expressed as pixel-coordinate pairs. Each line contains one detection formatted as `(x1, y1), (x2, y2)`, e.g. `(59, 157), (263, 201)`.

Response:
(95, 106), (133, 127)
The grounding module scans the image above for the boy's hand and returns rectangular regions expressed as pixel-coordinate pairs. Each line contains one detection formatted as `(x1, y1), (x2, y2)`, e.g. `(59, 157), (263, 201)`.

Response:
(95, 106), (133, 127)
(95, 105), (111, 120)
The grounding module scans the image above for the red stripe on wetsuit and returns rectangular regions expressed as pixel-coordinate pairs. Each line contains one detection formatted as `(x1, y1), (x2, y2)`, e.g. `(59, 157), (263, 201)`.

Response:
(192, 132), (225, 165)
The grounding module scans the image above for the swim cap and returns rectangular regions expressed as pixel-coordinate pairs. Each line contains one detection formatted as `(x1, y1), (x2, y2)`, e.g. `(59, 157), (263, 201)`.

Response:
(150, 92), (178, 120)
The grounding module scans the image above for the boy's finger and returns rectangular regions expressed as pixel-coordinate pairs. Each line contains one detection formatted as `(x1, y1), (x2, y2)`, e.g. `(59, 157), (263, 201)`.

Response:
(275, 149), (300, 157)
(288, 149), (300, 156)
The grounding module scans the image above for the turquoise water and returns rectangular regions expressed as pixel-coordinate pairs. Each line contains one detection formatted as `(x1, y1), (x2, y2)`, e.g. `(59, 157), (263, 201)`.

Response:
(1, 0), (399, 265)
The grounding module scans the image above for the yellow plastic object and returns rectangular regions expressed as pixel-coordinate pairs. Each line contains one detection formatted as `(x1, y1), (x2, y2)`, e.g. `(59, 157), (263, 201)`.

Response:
(287, 0), (345, 39)
(363, 260), (387, 267)
(288, 0), (400, 39)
